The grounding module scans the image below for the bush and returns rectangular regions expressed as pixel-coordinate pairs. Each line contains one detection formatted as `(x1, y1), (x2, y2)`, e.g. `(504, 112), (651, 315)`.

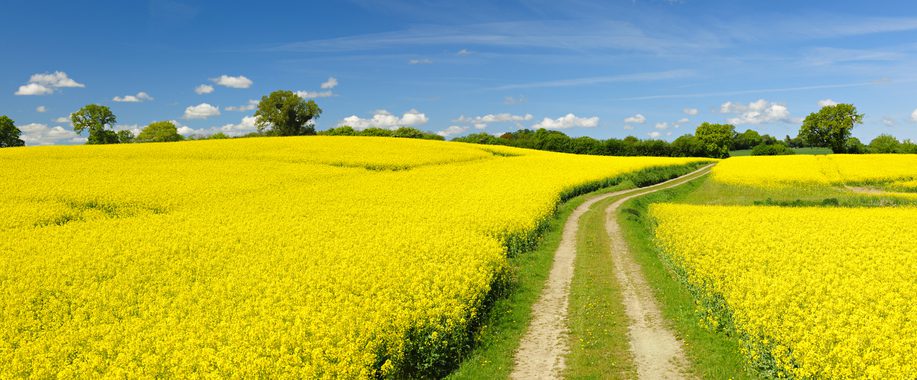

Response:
(751, 143), (795, 156)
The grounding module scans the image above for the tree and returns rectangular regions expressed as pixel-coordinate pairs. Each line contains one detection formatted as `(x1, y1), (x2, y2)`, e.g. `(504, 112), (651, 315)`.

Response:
(868, 134), (901, 153)
(208, 132), (230, 140)
(671, 134), (703, 157)
(117, 130), (135, 143)
(846, 137), (867, 154)
(695, 122), (736, 158)
(254, 90), (322, 136)
(72, 104), (119, 144)
(0, 116), (25, 148)
(733, 129), (763, 150)
(798, 104), (863, 153)
(751, 142), (794, 156)
(137, 121), (183, 143)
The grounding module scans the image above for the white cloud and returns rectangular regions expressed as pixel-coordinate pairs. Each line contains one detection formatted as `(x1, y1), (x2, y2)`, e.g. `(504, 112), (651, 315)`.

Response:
(624, 113), (646, 124)
(623, 125), (635, 130)
(911, 108), (917, 122)
(113, 91), (153, 103)
(320, 77), (338, 89)
(183, 103), (221, 119)
(226, 99), (259, 111)
(195, 84), (214, 94)
(882, 116), (897, 127)
(36, 106), (47, 113)
(683, 107), (699, 115)
(655, 122), (669, 130)
(533, 113), (599, 129)
(113, 123), (143, 137)
(179, 116), (258, 137)
(19, 123), (86, 145)
(503, 95), (527, 105)
(16, 71), (85, 96)
(720, 99), (793, 125)
(457, 49), (472, 56)
(673, 118), (690, 127)
(339, 109), (429, 130)
(437, 125), (469, 137)
(454, 113), (534, 129)
(211, 75), (253, 89)
(409, 58), (433, 65)
(818, 99), (838, 107)
(54, 116), (71, 123)
(296, 90), (334, 98)
(648, 131), (662, 139)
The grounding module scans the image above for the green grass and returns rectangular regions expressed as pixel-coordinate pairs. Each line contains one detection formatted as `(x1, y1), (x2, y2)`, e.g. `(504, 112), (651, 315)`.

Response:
(729, 147), (833, 156)
(616, 174), (755, 379)
(448, 163), (709, 379)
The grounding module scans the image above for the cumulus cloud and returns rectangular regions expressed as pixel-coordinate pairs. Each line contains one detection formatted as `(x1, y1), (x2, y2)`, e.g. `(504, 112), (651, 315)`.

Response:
(15, 71), (84, 95)
(648, 131), (662, 139)
(178, 116), (258, 137)
(882, 116), (897, 127)
(320, 77), (338, 89)
(195, 84), (214, 94)
(683, 107), (699, 115)
(113, 91), (153, 103)
(533, 113), (599, 129)
(114, 123), (143, 137)
(339, 109), (429, 130)
(183, 103), (221, 119)
(818, 99), (838, 107)
(623, 125), (635, 130)
(36, 106), (47, 113)
(655, 122), (669, 130)
(296, 90), (334, 98)
(674, 118), (690, 127)
(454, 113), (534, 129)
(911, 108), (917, 122)
(624, 113), (646, 124)
(409, 58), (433, 65)
(720, 99), (793, 125)
(211, 75), (253, 89)
(226, 99), (258, 111)
(437, 125), (469, 137)
(54, 116), (71, 123)
(19, 123), (86, 145)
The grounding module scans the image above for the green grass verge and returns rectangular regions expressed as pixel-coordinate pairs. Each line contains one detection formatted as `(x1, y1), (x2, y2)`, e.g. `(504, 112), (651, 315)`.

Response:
(616, 174), (756, 379)
(448, 163), (709, 379)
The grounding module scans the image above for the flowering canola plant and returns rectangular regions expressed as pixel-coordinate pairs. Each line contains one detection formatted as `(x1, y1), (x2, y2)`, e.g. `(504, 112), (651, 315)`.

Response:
(651, 203), (917, 378)
(712, 154), (917, 187)
(0, 136), (705, 378)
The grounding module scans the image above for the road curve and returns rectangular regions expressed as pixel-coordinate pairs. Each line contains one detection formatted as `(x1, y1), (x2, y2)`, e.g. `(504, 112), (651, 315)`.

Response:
(511, 165), (712, 380)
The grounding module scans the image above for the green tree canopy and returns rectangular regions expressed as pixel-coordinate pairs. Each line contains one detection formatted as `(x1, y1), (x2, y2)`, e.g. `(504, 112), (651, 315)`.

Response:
(72, 104), (119, 144)
(0, 116), (25, 148)
(117, 130), (135, 144)
(137, 121), (183, 143)
(254, 90), (322, 136)
(695, 122), (736, 158)
(868, 134), (901, 154)
(798, 104), (863, 153)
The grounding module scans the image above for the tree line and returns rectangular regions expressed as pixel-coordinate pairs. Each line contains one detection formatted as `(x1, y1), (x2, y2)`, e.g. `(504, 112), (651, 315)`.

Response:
(2, 98), (917, 156)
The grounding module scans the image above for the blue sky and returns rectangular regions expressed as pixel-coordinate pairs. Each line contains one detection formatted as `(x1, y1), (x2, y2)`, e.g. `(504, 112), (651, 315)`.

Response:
(4, 0), (917, 145)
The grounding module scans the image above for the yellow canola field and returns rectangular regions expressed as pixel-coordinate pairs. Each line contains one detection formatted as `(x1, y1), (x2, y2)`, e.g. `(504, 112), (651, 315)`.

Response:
(651, 204), (917, 378)
(0, 137), (705, 378)
(712, 154), (917, 187)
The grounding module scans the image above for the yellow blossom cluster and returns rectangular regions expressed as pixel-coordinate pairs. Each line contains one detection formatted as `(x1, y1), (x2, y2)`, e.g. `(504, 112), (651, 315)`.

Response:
(651, 203), (917, 378)
(0, 136), (705, 378)
(712, 154), (917, 187)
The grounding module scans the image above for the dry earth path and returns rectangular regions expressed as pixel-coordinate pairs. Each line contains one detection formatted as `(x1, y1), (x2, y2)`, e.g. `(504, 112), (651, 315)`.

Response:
(511, 165), (712, 380)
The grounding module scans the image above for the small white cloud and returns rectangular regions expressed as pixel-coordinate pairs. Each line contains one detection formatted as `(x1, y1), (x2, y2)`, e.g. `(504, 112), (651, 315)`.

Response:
(533, 113), (599, 129)
(623, 125), (635, 130)
(113, 91), (153, 103)
(211, 75), (253, 89)
(296, 90), (334, 98)
(503, 95), (527, 105)
(179, 116), (257, 137)
(648, 131), (662, 138)
(720, 99), (793, 125)
(339, 109), (429, 130)
(882, 116), (897, 127)
(195, 84), (214, 94)
(409, 58), (433, 65)
(226, 99), (259, 111)
(911, 108), (917, 122)
(54, 116), (71, 123)
(19, 123), (86, 145)
(624, 113), (646, 124)
(16, 83), (54, 96)
(655, 122), (669, 130)
(183, 103), (221, 119)
(36, 106), (47, 113)
(454, 113), (533, 129)
(683, 107), (699, 116)
(16, 71), (84, 96)
(457, 49), (472, 56)
(673, 118), (690, 127)
(437, 125), (469, 137)
(320, 77), (338, 89)
(818, 99), (838, 107)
